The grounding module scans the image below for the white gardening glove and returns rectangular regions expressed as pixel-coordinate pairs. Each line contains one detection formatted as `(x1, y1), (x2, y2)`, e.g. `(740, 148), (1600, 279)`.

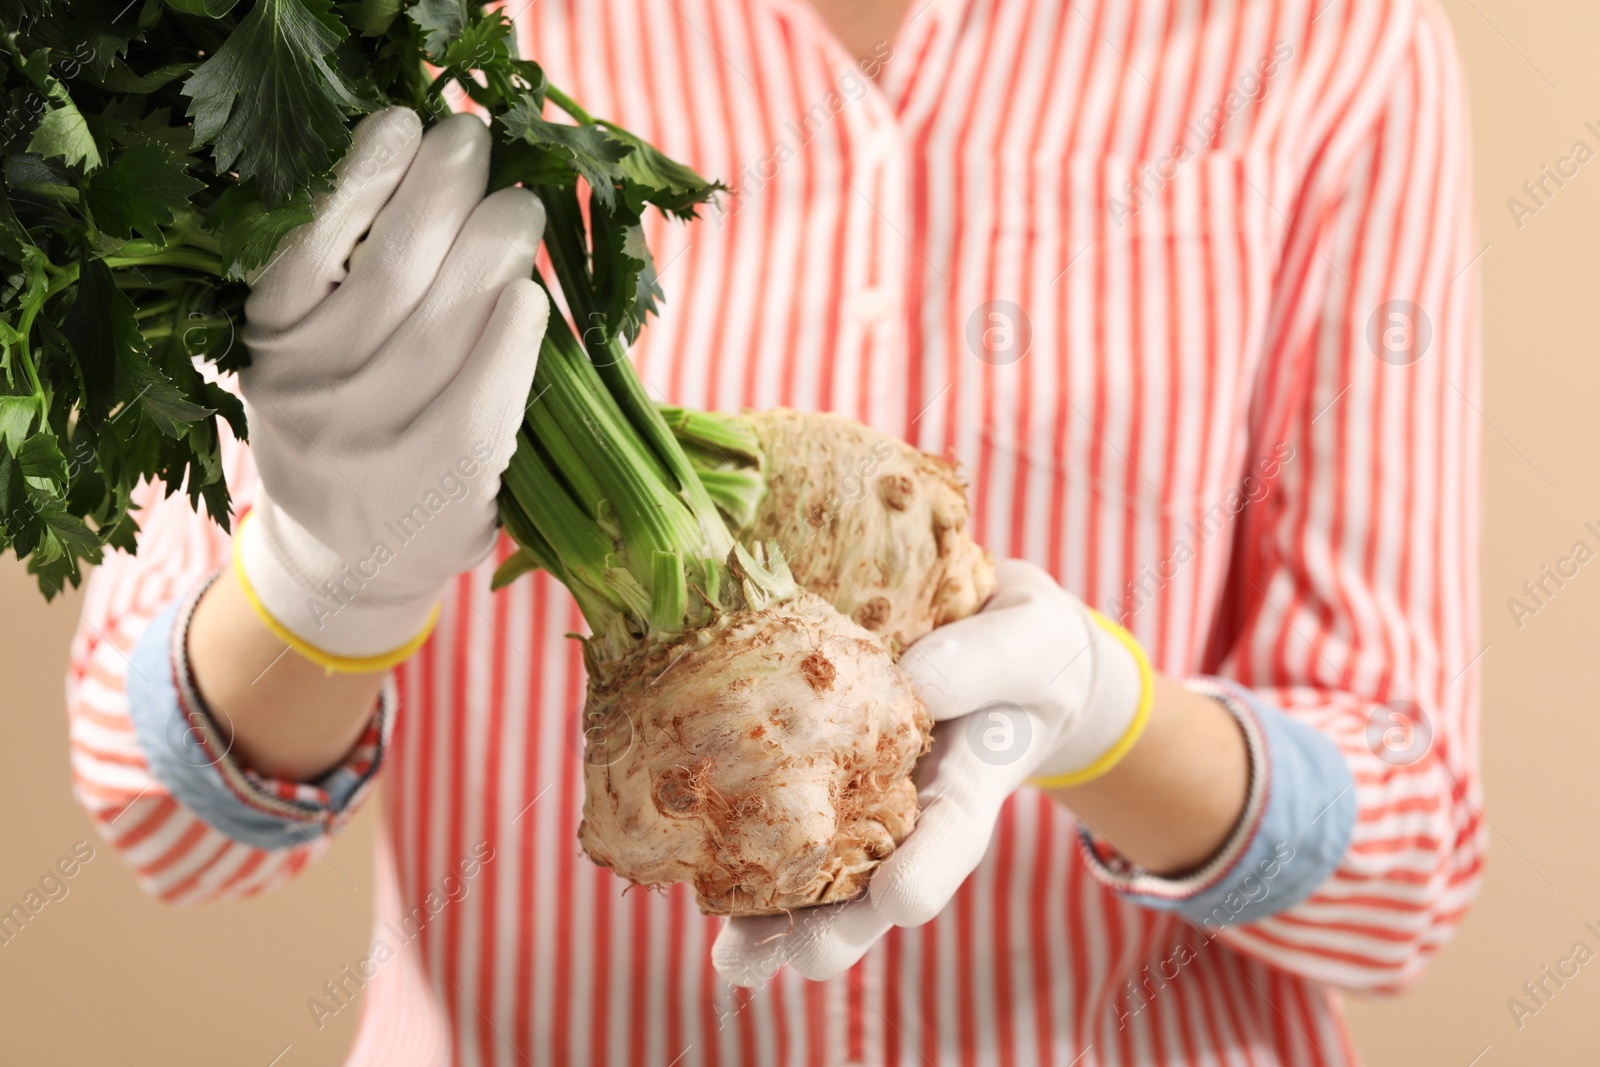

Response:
(711, 559), (1152, 985)
(236, 106), (549, 671)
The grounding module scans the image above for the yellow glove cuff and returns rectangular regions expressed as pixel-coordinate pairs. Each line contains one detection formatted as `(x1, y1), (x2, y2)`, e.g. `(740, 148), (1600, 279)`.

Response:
(1026, 611), (1154, 791)
(231, 515), (440, 675)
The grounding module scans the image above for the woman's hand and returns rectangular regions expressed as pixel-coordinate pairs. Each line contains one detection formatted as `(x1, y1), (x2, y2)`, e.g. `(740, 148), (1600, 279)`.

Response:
(712, 560), (1158, 984)
(236, 105), (549, 669)
(187, 106), (549, 783)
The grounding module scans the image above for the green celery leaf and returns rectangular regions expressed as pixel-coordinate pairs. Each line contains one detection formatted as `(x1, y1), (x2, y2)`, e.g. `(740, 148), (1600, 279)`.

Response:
(409, 0), (468, 54)
(30, 0), (138, 78)
(0, 191), (26, 258)
(182, 0), (368, 206)
(0, 443), (16, 519)
(40, 503), (100, 556)
(0, 242), (50, 330)
(340, 0), (402, 35)
(1, 245), (50, 385)
(62, 259), (137, 424)
(0, 0), (53, 26)
(0, 395), (39, 454)
(500, 95), (633, 210)
(9, 44), (55, 92)
(87, 60), (196, 94)
(18, 432), (69, 491)
(440, 12), (511, 70)
(28, 496), (102, 592)
(105, 103), (197, 152)
(4, 152), (75, 188)
(605, 125), (725, 218)
(194, 464), (231, 525)
(23, 520), (57, 565)
(205, 180), (315, 279)
(507, 59), (548, 105)
(129, 323), (233, 442)
(163, 0), (244, 14)
(490, 136), (592, 192)
(0, 329), (17, 384)
(84, 143), (206, 242)
(6, 510), (38, 559)
(589, 203), (662, 345)
(28, 84), (101, 171)
(100, 503), (139, 554)
(117, 340), (214, 435)
(198, 378), (248, 441)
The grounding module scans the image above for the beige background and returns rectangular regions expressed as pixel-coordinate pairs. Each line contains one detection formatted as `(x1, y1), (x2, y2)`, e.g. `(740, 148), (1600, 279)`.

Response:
(3, 1), (1598, 1062)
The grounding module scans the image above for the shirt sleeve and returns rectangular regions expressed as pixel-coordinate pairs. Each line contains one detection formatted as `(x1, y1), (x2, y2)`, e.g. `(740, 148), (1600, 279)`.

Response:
(1082, 0), (1484, 994)
(64, 415), (386, 905)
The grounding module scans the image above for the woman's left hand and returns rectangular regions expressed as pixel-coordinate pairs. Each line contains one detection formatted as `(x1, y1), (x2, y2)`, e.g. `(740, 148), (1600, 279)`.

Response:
(712, 560), (1150, 985)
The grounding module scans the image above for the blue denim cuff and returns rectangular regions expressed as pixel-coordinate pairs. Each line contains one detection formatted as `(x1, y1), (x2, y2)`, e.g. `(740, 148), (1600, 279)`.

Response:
(1078, 679), (1357, 930)
(126, 575), (392, 851)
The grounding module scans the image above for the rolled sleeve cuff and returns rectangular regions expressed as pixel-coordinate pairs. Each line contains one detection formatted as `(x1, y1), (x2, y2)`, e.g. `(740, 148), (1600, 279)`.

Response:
(1077, 678), (1356, 930)
(127, 571), (393, 851)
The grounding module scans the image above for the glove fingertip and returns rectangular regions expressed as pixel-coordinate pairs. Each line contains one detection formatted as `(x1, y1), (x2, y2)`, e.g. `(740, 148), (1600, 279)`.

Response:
(335, 106), (424, 199)
(711, 919), (785, 988)
(897, 637), (987, 723)
(503, 276), (550, 328)
(789, 936), (873, 983)
(869, 800), (994, 928)
(713, 955), (775, 989)
(245, 108), (423, 326)
(476, 187), (549, 263)
(486, 279), (548, 387)
(991, 557), (1056, 590)
(351, 106), (422, 152)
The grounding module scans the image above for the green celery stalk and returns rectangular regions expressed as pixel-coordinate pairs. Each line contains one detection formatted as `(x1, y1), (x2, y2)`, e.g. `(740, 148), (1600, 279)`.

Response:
(501, 304), (788, 671)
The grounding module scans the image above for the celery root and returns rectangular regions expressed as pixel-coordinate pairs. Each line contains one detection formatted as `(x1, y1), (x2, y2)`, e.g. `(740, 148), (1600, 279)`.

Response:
(663, 408), (997, 652)
(496, 247), (936, 912)
(578, 592), (930, 914)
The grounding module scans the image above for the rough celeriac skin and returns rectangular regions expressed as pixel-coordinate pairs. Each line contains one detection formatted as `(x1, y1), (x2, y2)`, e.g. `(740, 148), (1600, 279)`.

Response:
(578, 592), (932, 915)
(742, 410), (997, 653)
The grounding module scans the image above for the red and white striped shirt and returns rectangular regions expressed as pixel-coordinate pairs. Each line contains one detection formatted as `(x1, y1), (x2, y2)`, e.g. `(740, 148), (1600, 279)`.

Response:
(65, 0), (1483, 1062)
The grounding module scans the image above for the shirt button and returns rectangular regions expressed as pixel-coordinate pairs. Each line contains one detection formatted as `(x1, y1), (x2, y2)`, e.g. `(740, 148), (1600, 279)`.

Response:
(854, 285), (895, 325)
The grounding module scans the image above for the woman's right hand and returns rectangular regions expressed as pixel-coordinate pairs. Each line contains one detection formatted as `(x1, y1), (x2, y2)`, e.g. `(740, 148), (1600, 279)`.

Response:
(236, 106), (548, 671)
